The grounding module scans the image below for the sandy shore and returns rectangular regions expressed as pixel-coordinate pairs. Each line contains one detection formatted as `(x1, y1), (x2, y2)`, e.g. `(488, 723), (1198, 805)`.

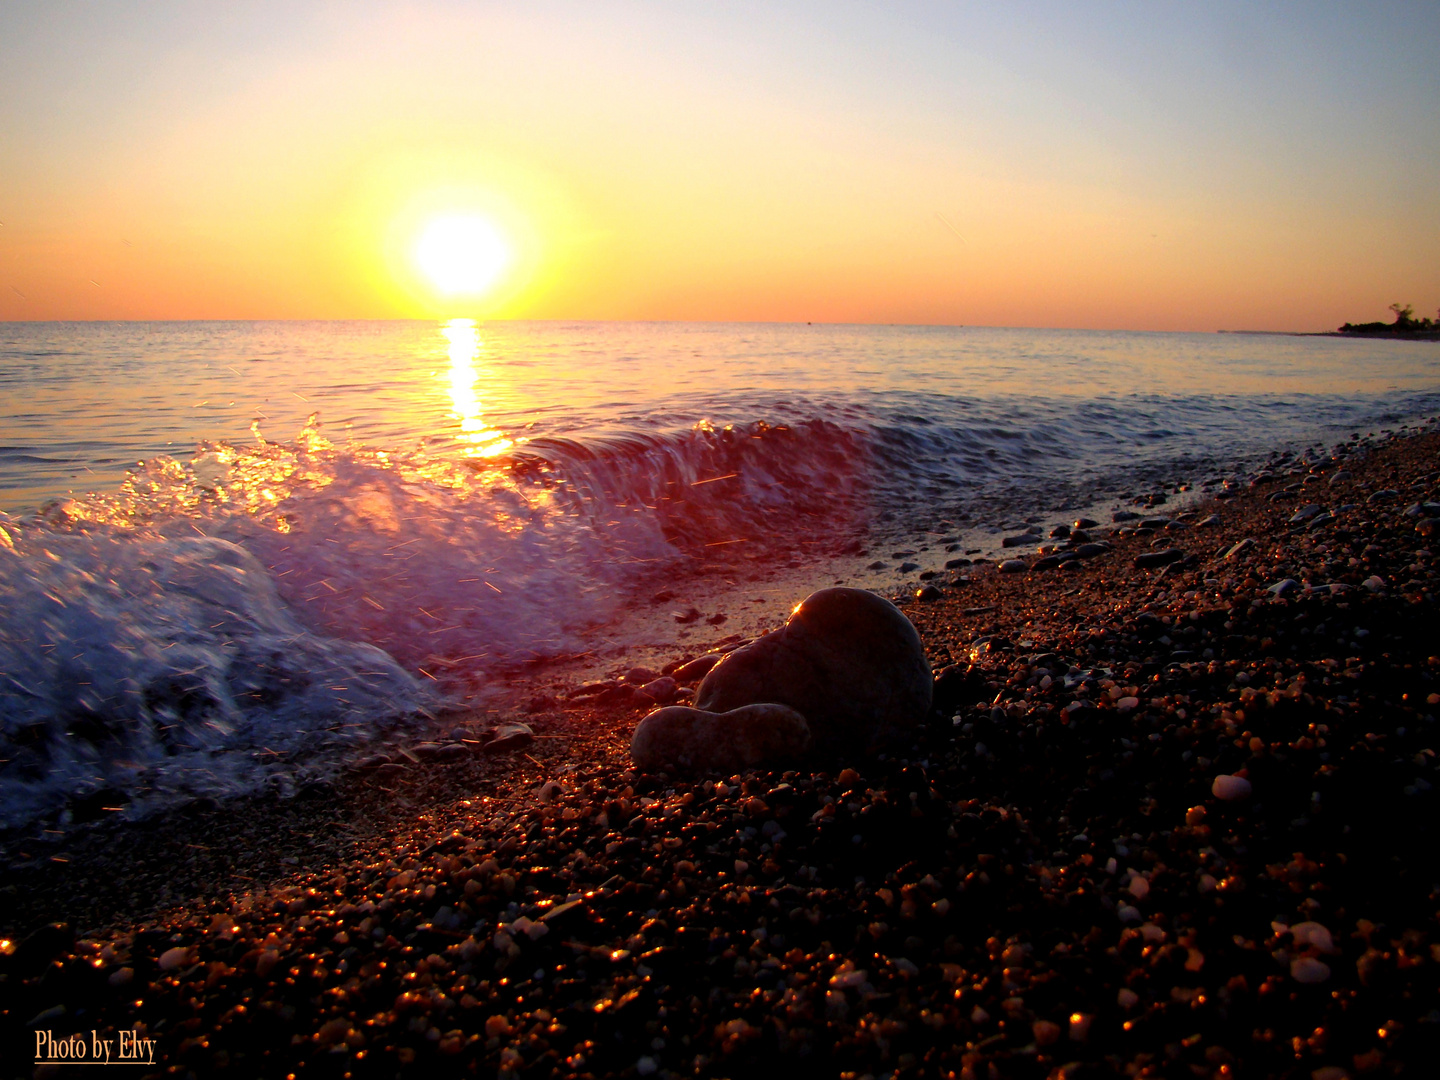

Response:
(3, 426), (1438, 1078)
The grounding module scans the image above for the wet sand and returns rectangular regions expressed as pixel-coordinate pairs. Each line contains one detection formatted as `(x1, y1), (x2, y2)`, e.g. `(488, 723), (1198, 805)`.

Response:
(3, 427), (1438, 1079)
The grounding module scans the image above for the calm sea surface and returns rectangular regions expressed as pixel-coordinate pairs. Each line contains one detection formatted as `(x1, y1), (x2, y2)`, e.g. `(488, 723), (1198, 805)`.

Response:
(1, 320), (1437, 829)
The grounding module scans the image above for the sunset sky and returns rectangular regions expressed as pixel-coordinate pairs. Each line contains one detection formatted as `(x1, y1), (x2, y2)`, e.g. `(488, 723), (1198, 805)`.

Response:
(2, 1), (1437, 330)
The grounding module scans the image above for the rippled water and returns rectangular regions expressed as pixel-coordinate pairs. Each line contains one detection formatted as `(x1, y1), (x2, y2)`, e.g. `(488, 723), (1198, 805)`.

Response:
(1, 320), (1437, 828)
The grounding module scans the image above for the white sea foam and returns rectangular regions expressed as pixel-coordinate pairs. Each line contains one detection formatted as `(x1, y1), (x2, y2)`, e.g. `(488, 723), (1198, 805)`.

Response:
(0, 522), (430, 828)
(0, 413), (868, 827)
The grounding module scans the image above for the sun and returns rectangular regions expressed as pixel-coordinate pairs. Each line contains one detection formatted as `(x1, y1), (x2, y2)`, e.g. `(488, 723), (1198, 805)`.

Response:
(414, 215), (511, 297)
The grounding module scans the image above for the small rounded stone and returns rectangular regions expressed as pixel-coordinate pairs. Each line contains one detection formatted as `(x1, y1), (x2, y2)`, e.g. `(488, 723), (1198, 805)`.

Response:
(1212, 774), (1252, 800)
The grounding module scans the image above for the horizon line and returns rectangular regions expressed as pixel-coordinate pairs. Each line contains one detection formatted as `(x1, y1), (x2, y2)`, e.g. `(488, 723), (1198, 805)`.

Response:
(0, 316), (1346, 336)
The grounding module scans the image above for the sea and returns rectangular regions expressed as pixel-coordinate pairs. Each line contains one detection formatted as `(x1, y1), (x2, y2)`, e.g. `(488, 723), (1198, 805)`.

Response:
(2, 319), (1438, 832)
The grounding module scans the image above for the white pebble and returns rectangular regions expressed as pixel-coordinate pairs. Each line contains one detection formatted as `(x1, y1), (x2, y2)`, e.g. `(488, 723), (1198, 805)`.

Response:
(1118, 904), (1141, 923)
(637, 1056), (658, 1076)
(1290, 921), (1334, 952)
(1290, 957), (1331, 984)
(1128, 876), (1150, 899)
(1212, 774), (1252, 800)
(158, 946), (191, 972)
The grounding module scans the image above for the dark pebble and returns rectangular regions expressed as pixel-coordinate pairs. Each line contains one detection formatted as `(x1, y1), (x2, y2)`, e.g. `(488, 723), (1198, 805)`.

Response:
(671, 654), (722, 683)
(1134, 548), (1184, 567)
(596, 684), (638, 706)
(484, 722), (535, 750)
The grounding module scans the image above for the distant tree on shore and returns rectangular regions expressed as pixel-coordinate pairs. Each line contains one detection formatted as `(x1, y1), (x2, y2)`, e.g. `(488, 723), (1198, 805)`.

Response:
(1386, 303), (1424, 329)
(1339, 302), (1436, 335)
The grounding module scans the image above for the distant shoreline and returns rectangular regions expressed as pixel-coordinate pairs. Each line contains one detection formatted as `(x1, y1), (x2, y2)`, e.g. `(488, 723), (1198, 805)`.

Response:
(1220, 328), (1440, 341)
(1317, 329), (1440, 341)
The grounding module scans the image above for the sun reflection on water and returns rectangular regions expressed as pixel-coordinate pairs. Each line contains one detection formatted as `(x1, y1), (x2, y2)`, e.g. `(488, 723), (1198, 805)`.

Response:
(442, 318), (514, 458)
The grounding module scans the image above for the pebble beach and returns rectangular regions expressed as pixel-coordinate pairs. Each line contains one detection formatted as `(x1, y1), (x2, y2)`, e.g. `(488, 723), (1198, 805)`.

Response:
(3, 423), (1438, 1079)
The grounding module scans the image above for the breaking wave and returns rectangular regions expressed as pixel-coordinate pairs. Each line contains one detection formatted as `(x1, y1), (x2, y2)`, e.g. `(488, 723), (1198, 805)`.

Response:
(0, 413), (873, 828)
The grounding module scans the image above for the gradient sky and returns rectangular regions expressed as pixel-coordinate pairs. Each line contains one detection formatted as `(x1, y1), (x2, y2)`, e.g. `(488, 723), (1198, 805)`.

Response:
(2, 1), (1437, 329)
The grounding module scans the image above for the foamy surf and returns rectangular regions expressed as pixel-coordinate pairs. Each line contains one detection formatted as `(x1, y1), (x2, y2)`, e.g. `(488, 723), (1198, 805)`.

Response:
(0, 412), (876, 828)
(0, 524), (430, 830)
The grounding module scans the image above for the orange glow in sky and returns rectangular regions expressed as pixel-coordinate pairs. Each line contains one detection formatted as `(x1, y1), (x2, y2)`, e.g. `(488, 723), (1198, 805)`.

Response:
(0, 4), (1436, 330)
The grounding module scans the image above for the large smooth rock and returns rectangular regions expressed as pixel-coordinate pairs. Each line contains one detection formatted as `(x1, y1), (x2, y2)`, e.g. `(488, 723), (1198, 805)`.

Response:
(693, 587), (932, 748)
(630, 703), (812, 772)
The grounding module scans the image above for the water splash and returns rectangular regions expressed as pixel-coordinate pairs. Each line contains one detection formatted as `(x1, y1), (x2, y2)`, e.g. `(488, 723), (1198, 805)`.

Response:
(0, 524), (429, 829)
(0, 410), (875, 828)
